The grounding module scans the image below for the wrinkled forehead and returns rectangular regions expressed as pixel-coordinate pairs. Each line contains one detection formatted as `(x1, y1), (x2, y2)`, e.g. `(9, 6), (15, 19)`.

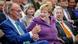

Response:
(11, 3), (21, 10)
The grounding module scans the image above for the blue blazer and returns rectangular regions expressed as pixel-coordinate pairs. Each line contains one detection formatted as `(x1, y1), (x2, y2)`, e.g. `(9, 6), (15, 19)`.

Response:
(0, 12), (6, 24)
(0, 19), (33, 44)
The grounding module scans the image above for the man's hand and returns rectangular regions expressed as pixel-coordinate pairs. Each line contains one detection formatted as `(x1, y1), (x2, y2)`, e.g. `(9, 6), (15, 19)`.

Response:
(32, 34), (39, 40)
(32, 24), (41, 34)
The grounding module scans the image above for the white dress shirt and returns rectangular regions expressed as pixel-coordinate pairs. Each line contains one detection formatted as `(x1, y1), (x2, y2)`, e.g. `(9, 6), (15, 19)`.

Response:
(8, 16), (33, 37)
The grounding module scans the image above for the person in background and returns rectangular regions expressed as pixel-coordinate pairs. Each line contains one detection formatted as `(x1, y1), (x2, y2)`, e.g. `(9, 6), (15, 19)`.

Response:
(27, 3), (64, 44)
(21, 3), (35, 26)
(55, 0), (77, 37)
(73, 2), (78, 36)
(74, 2), (78, 21)
(31, 0), (42, 10)
(0, 0), (6, 24)
(0, 2), (48, 44)
(11, 0), (29, 10)
(11, 0), (29, 18)
(0, 1), (6, 43)
(74, 3), (78, 19)
(34, 1), (52, 18)
(67, 0), (78, 36)
(58, 0), (74, 23)
(55, 6), (75, 44)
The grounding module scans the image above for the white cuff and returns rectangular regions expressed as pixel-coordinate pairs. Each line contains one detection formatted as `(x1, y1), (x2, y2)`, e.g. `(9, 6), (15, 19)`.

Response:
(29, 31), (33, 38)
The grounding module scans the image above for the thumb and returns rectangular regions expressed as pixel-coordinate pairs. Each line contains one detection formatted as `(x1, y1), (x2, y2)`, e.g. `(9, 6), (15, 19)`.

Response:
(35, 24), (41, 33)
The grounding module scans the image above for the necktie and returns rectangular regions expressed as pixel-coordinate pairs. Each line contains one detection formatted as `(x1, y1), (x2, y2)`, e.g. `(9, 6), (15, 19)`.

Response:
(15, 21), (25, 35)
(58, 21), (75, 42)
(15, 21), (30, 44)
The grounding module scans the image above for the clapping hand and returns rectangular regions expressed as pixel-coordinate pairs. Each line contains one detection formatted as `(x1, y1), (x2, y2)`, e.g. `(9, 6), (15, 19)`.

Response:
(31, 24), (41, 40)
(32, 24), (41, 34)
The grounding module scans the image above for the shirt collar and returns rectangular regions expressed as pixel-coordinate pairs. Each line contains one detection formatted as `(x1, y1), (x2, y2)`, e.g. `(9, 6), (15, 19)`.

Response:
(7, 16), (16, 24)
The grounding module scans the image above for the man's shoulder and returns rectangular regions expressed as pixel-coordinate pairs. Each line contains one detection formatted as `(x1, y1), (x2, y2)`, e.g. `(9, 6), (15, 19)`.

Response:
(0, 19), (11, 26)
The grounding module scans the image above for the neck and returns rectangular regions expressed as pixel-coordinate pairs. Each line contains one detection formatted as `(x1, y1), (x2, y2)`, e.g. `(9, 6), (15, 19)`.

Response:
(9, 15), (18, 21)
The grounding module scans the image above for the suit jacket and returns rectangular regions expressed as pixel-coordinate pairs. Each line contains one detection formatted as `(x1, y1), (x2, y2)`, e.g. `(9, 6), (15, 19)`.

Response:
(0, 11), (6, 24)
(56, 21), (74, 44)
(0, 19), (33, 44)
(67, 8), (78, 26)
(67, 8), (78, 35)
(73, 9), (78, 25)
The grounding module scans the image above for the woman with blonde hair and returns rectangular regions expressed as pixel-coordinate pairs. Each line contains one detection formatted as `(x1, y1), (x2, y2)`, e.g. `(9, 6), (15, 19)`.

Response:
(34, 1), (52, 17)
(27, 3), (64, 44)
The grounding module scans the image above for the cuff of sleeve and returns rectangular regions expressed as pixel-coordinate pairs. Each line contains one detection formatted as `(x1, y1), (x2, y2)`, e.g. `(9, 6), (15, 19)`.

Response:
(29, 31), (33, 38)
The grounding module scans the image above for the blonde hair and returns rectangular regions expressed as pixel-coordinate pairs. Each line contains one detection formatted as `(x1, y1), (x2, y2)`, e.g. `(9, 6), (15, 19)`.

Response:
(40, 2), (52, 12)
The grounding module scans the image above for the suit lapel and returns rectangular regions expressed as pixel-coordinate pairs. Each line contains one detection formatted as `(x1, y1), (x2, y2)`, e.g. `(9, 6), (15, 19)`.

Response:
(4, 19), (19, 34)
(18, 21), (27, 33)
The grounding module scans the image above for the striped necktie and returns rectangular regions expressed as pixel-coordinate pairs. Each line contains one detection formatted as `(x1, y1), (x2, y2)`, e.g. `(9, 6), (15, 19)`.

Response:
(15, 21), (30, 44)
(57, 21), (75, 42)
(15, 21), (25, 35)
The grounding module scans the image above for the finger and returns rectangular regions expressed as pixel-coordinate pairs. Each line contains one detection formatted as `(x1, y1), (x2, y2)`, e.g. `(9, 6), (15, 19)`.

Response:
(33, 34), (39, 39)
(35, 24), (41, 32)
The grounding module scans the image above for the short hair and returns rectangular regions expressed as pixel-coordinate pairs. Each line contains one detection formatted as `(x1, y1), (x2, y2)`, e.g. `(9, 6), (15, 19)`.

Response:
(40, 2), (52, 12)
(3, 2), (13, 15)
(24, 3), (35, 13)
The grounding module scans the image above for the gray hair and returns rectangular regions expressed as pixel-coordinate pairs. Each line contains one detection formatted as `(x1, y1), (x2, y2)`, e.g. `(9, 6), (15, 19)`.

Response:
(3, 2), (13, 15)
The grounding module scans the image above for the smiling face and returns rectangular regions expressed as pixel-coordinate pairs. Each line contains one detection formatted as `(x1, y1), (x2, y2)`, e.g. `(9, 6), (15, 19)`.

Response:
(10, 3), (22, 20)
(55, 8), (64, 21)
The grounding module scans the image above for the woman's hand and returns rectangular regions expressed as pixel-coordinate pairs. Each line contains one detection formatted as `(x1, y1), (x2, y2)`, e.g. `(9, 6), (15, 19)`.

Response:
(31, 24), (41, 34)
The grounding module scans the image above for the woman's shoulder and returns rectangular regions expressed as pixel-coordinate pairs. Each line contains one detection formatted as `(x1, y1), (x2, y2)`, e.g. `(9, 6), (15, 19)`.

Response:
(33, 16), (41, 22)
(50, 16), (56, 20)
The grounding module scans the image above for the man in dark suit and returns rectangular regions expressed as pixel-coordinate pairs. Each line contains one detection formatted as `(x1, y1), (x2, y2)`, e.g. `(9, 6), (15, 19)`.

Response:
(58, 0), (77, 36)
(67, 0), (78, 35)
(0, 2), (48, 44)
(55, 7), (75, 44)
